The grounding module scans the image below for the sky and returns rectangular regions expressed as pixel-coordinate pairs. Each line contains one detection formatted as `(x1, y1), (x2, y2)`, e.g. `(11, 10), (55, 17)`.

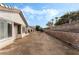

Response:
(6, 3), (79, 28)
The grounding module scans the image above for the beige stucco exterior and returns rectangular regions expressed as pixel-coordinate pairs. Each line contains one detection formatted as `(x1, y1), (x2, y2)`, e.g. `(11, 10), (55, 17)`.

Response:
(0, 11), (26, 26)
(0, 5), (28, 49)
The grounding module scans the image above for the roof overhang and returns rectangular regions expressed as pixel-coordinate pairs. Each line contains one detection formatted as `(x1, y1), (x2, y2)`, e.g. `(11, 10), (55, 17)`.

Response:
(0, 6), (28, 27)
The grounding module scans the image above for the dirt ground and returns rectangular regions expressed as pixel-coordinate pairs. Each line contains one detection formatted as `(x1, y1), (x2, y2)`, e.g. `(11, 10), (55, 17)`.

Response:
(0, 31), (79, 55)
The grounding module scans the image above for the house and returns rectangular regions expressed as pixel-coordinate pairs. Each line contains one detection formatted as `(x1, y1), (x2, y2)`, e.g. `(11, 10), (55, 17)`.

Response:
(27, 26), (35, 33)
(0, 4), (29, 49)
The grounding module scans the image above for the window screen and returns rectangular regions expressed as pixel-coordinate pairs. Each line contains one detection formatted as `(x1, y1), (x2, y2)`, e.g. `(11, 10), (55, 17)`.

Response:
(0, 21), (8, 39)
(8, 23), (12, 37)
(18, 25), (21, 34)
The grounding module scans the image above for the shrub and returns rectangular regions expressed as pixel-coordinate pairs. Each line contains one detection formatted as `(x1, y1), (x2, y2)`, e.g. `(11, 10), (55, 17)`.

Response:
(35, 25), (44, 32)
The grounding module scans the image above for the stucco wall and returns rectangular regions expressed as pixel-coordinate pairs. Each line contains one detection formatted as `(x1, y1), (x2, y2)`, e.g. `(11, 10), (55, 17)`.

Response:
(46, 21), (79, 49)
(45, 30), (79, 48)
(0, 11), (26, 26)
(0, 37), (14, 49)
(0, 10), (29, 49)
(21, 26), (29, 38)
(53, 22), (79, 33)
(0, 22), (15, 49)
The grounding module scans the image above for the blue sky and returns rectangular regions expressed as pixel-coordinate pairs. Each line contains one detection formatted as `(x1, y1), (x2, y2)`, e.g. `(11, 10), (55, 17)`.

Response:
(6, 3), (79, 27)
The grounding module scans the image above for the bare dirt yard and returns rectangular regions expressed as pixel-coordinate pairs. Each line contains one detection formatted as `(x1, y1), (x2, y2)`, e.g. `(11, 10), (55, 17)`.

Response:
(0, 31), (79, 55)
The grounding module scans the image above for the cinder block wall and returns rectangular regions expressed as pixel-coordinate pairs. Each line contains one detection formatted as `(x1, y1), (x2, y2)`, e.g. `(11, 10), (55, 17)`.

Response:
(45, 21), (79, 49)
(53, 22), (79, 33)
(45, 30), (79, 49)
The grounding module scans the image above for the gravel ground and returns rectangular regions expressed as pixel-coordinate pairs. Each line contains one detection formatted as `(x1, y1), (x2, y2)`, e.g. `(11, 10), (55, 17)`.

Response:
(0, 31), (79, 55)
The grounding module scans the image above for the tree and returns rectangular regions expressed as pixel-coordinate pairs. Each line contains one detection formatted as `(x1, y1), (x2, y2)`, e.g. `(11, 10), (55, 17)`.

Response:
(51, 19), (54, 22)
(46, 21), (52, 27)
(35, 25), (40, 31)
(54, 11), (79, 25)
(35, 25), (44, 32)
(51, 19), (54, 25)
(46, 21), (53, 29)
(55, 17), (58, 20)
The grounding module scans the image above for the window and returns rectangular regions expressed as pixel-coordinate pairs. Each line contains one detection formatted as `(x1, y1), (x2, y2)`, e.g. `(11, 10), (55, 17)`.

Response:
(0, 20), (12, 40)
(28, 30), (30, 33)
(0, 21), (8, 39)
(18, 25), (21, 34)
(8, 23), (12, 37)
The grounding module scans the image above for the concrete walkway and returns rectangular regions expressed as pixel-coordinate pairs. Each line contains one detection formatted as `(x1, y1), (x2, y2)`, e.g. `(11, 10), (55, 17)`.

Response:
(0, 31), (79, 55)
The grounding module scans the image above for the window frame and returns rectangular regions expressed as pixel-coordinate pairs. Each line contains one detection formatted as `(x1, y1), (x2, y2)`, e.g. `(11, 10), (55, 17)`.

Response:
(0, 19), (12, 41)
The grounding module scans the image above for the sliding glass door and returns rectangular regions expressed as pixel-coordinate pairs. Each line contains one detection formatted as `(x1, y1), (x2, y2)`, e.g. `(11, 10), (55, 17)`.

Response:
(0, 20), (12, 40)
(0, 20), (8, 39)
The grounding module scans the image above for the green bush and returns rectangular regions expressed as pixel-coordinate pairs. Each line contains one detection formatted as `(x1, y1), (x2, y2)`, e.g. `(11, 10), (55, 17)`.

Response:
(36, 25), (40, 31)
(35, 25), (44, 32)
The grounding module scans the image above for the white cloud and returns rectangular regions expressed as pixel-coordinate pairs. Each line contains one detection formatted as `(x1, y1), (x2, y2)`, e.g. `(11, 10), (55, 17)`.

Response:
(22, 6), (59, 17)
(14, 6), (19, 9)
(21, 6), (60, 27)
